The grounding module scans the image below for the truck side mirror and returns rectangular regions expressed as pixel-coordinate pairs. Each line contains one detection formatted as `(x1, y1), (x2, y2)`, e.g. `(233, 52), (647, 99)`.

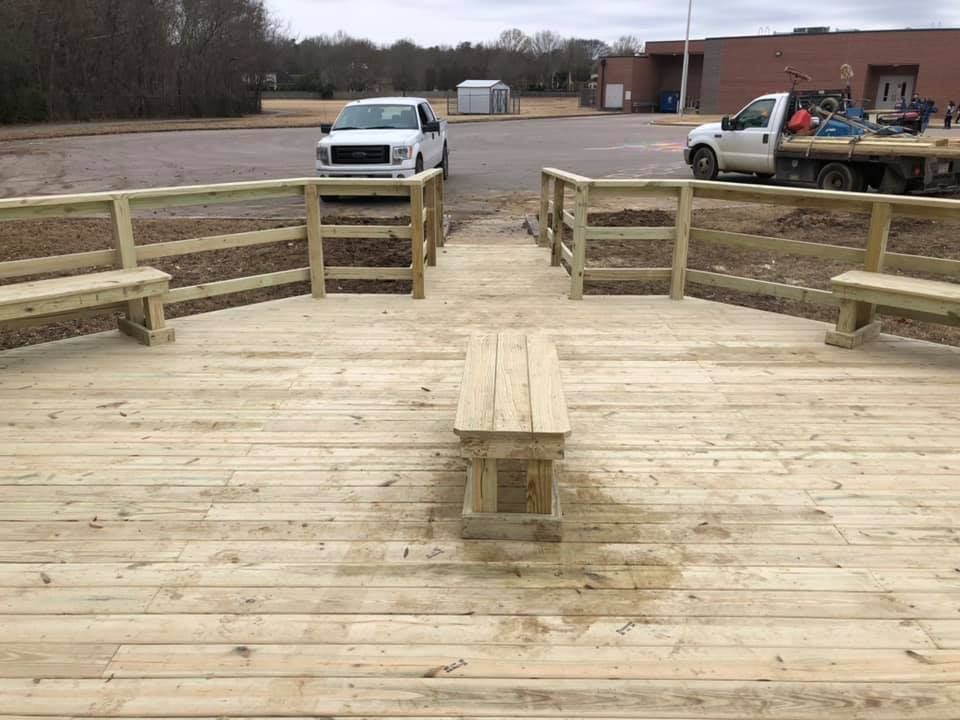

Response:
(320, 123), (333, 134)
(720, 116), (733, 132)
(422, 120), (440, 133)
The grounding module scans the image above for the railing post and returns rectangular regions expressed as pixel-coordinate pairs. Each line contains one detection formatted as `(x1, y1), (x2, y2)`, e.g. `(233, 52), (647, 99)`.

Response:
(304, 183), (325, 298)
(670, 184), (694, 300)
(538, 172), (550, 248)
(551, 178), (565, 267)
(410, 181), (426, 299)
(856, 201), (892, 326)
(110, 195), (145, 323)
(436, 174), (445, 248)
(424, 177), (437, 268)
(569, 182), (589, 300)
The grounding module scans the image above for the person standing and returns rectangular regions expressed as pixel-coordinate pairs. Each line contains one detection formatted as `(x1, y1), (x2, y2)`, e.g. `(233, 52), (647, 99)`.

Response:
(947, 101), (957, 129)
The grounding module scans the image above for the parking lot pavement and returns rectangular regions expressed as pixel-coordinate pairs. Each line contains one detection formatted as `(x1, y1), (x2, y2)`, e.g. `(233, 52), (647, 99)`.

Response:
(0, 114), (693, 214)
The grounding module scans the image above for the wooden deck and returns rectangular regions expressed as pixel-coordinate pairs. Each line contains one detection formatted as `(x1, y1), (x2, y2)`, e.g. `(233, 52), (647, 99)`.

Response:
(1, 234), (959, 717)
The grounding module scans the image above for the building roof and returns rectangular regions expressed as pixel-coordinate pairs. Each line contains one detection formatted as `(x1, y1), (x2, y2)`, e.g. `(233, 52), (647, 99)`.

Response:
(457, 80), (505, 88)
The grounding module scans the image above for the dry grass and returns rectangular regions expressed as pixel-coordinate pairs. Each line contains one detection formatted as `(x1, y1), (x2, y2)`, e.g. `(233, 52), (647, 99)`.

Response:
(0, 97), (595, 142)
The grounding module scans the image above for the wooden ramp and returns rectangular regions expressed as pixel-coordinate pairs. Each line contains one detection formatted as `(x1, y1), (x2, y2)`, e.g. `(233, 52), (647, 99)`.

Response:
(1, 230), (960, 717)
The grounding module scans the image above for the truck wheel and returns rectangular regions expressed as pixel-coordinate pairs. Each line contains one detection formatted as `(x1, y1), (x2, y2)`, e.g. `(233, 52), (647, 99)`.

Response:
(691, 147), (718, 181)
(816, 163), (864, 192)
(415, 155), (424, 175)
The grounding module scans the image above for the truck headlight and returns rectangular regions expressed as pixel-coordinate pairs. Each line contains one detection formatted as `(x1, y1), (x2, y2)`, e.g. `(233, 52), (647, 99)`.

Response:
(392, 146), (413, 164)
(316, 145), (330, 164)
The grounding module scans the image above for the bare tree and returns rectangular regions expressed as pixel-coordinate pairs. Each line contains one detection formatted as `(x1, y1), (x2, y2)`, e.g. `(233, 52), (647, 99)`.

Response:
(608, 35), (644, 56)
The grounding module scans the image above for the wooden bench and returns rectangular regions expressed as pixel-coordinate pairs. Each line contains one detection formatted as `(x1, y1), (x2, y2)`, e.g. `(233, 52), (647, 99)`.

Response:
(454, 333), (570, 541)
(0, 268), (175, 346)
(825, 270), (960, 348)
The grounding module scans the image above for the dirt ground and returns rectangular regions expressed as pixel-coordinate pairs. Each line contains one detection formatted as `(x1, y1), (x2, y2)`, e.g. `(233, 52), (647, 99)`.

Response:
(0, 97), (594, 142)
(581, 204), (960, 347)
(0, 217), (411, 350)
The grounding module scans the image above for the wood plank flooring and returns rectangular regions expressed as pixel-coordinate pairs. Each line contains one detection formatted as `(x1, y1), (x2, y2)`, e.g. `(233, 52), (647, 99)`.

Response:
(0, 232), (959, 717)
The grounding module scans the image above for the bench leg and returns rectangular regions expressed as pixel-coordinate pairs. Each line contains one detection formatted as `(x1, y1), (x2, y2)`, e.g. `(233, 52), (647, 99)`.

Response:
(469, 458), (498, 513)
(825, 298), (880, 349)
(526, 460), (553, 514)
(117, 296), (175, 346)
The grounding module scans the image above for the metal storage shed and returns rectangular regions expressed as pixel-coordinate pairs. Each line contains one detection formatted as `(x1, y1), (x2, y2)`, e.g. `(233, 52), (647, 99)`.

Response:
(456, 80), (511, 114)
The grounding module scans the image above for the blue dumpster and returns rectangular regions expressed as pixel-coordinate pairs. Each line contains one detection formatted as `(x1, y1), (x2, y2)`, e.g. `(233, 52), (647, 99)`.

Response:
(659, 91), (680, 113)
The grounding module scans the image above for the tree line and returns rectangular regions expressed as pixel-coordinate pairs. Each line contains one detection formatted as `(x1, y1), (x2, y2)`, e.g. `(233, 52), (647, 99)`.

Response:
(0, 0), (645, 124)
(0, 0), (276, 123)
(274, 31), (645, 96)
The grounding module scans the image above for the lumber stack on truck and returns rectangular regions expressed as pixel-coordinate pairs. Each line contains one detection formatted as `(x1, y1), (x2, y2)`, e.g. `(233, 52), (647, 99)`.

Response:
(780, 136), (960, 160)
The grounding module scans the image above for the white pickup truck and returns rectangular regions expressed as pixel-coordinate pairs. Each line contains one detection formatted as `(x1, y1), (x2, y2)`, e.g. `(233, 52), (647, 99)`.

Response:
(316, 97), (448, 180)
(684, 91), (958, 194)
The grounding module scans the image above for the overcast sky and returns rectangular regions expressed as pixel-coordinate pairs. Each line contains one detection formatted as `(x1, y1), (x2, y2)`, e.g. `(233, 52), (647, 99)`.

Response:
(265, 0), (959, 46)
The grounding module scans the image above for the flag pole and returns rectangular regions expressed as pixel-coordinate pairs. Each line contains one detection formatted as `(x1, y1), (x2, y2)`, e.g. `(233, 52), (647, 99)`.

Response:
(678, 0), (693, 116)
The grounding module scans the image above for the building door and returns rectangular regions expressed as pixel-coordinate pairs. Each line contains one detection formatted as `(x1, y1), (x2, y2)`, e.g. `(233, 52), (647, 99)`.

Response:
(876, 75), (914, 109)
(604, 83), (624, 110)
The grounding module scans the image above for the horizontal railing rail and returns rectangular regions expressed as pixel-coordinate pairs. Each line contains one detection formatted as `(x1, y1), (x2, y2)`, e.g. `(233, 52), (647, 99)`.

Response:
(538, 169), (960, 327)
(0, 171), (444, 332)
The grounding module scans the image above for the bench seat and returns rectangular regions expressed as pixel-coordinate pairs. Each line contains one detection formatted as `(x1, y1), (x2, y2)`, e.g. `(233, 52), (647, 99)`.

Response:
(454, 333), (570, 541)
(826, 270), (960, 348)
(0, 267), (175, 345)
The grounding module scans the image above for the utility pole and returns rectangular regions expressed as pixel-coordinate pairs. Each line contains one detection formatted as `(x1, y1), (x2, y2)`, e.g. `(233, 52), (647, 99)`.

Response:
(678, 0), (693, 116)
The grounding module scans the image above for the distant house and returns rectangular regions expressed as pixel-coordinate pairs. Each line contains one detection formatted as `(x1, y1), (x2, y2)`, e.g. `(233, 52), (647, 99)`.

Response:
(456, 80), (511, 114)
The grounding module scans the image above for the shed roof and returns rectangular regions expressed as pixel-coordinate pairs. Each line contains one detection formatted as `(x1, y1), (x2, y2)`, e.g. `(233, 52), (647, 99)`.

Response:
(457, 79), (506, 88)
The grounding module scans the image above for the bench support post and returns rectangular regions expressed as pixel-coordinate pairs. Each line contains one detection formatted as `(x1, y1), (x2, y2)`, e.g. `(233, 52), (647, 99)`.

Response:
(469, 459), (498, 513)
(825, 298), (880, 348)
(118, 295), (175, 346)
(526, 460), (553, 514)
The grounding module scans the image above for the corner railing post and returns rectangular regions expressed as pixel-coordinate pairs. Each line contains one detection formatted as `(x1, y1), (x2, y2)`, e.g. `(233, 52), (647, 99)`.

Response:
(570, 182), (589, 299)
(410, 181), (426, 299)
(856, 201), (892, 326)
(538, 172), (550, 248)
(670, 184), (694, 300)
(551, 178), (565, 267)
(304, 183), (325, 298)
(110, 194), (145, 323)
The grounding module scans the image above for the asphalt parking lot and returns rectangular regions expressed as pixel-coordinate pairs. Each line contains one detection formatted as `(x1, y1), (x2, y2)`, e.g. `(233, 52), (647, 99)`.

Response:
(0, 114), (692, 213)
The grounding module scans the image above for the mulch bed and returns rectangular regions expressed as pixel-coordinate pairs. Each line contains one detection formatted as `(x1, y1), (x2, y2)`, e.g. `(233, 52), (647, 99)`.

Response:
(0, 216), (411, 350)
(580, 206), (960, 347)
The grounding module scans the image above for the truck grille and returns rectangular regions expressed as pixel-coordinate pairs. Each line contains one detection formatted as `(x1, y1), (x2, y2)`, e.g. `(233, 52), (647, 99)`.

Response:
(331, 145), (389, 165)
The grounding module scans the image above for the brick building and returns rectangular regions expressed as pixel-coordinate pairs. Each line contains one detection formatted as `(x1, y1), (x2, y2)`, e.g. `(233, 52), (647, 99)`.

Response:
(598, 28), (960, 114)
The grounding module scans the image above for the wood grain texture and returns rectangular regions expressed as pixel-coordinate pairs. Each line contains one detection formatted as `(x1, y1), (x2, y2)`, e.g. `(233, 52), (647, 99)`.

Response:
(1, 231), (959, 718)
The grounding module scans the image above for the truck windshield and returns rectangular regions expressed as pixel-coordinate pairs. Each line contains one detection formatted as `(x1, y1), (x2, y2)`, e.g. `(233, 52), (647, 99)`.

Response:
(332, 105), (419, 131)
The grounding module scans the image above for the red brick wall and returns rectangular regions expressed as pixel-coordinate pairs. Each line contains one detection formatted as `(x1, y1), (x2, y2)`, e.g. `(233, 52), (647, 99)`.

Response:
(704, 29), (960, 113)
(597, 57), (633, 110)
(646, 40), (706, 55)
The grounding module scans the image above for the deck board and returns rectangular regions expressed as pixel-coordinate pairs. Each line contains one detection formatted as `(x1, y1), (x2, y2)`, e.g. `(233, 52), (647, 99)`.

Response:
(1, 237), (959, 717)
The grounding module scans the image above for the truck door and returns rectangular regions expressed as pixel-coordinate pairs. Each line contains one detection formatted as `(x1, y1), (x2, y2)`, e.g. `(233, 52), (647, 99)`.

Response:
(417, 103), (441, 167)
(723, 98), (777, 174)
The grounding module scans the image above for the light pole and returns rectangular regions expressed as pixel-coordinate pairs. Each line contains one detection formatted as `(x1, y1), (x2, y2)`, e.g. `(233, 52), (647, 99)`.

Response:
(678, 0), (693, 116)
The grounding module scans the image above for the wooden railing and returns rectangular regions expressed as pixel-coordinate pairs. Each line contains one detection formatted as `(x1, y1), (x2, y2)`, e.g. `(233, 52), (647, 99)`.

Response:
(0, 171), (444, 317)
(539, 169), (960, 326)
